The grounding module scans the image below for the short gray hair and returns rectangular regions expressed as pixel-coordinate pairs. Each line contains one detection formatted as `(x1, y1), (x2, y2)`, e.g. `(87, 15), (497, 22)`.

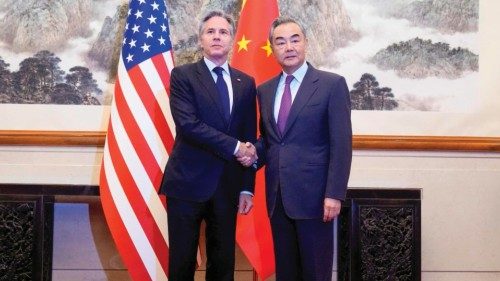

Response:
(268, 17), (307, 42)
(198, 10), (236, 37)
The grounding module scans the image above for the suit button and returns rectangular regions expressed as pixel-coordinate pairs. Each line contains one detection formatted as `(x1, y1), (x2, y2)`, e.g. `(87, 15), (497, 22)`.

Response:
(280, 142), (285, 146)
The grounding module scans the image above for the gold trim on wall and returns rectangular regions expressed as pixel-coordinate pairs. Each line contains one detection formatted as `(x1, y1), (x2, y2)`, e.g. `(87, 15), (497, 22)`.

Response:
(0, 130), (105, 146)
(354, 135), (500, 152)
(0, 130), (499, 151)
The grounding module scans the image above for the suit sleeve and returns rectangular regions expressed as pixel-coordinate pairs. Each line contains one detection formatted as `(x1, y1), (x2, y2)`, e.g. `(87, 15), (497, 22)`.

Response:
(169, 67), (238, 161)
(325, 76), (352, 200)
(254, 88), (267, 170)
(241, 79), (258, 193)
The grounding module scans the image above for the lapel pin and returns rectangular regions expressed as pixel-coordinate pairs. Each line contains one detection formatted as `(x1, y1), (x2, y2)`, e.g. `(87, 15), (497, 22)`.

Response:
(237, 78), (241, 82)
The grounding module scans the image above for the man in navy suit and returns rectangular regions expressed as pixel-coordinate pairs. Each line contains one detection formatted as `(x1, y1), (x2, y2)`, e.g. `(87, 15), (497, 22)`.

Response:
(240, 17), (352, 281)
(159, 10), (257, 281)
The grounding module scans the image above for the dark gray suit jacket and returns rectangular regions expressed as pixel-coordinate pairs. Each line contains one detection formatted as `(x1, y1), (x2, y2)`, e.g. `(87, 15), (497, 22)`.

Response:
(160, 59), (257, 203)
(255, 63), (352, 219)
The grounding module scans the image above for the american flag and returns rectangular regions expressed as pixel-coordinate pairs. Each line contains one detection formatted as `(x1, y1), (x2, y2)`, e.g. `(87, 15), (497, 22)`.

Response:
(100, 0), (175, 280)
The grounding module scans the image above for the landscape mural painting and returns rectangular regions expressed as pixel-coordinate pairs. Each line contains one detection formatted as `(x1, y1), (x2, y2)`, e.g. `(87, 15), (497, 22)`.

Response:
(162, 0), (480, 113)
(1, 0), (491, 136)
(332, 0), (479, 113)
(0, 0), (479, 111)
(0, 0), (126, 106)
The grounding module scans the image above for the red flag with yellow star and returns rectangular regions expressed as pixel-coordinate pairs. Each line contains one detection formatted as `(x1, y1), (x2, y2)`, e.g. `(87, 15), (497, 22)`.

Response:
(231, 0), (281, 280)
(232, 1), (280, 85)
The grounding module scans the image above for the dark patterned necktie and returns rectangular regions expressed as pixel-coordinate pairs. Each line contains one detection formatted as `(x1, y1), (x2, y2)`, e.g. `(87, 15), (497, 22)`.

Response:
(213, 66), (230, 122)
(277, 75), (294, 135)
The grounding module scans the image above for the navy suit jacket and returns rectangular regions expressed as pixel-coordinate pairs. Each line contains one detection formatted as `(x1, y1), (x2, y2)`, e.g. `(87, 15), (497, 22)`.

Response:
(256, 64), (352, 219)
(160, 59), (257, 203)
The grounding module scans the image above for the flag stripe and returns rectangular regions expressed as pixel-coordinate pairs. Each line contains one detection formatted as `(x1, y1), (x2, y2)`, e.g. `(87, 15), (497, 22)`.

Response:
(103, 137), (167, 280)
(150, 53), (176, 154)
(160, 53), (177, 153)
(129, 61), (172, 157)
(100, 168), (152, 281)
(109, 99), (169, 246)
(151, 51), (171, 96)
(160, 52), (176, 139)
(139, 57), (175, 158)
(105, 123), (168, 274)
(100, 1), (175, 279)
(163, 52), (175, 73)
(114, 78), (163, 187)
(118, 57), (167, 174)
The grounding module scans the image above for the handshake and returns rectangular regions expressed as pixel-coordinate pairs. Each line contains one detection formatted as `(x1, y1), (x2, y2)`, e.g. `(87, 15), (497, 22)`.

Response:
(235, 142), (258, 167)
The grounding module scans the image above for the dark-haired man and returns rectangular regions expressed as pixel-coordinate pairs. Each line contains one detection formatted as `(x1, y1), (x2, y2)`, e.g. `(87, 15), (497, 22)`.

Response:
(160, 10), (258, 281)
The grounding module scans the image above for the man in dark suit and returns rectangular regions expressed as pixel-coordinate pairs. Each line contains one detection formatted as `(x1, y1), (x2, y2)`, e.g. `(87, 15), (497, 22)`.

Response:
(159, 10), (257, 281)
(240, 17), (352, 281)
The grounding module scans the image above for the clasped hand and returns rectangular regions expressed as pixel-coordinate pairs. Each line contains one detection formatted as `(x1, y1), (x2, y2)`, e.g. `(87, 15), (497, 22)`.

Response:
(236, 142), (257, 167)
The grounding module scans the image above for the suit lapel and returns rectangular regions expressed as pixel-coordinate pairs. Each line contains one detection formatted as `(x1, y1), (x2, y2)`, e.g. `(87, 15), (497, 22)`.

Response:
(264, 75), (282, 140)
(229, 67), (242, 125)
(281, 66), (319, 137)
(195, 60), (228, 125)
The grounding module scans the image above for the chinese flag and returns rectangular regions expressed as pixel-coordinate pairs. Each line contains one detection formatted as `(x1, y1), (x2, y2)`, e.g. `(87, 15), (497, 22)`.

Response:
(231, 1), (281, 280)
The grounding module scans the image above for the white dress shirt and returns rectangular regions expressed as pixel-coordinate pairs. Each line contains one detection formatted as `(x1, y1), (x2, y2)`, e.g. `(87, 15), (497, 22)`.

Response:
(204, 57), (234, 113)
(203, 58), (253, 196)
(273, 61), (309, 121)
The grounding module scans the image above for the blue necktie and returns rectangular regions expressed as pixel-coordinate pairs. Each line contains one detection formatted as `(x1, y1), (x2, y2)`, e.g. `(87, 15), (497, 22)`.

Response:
(213, 66), (230, 122)
(277, 75), (294, 135)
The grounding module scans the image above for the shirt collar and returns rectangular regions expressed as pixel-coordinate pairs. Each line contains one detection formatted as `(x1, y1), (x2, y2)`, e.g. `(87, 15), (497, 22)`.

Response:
(281, 61), (308, 83)
(204, 57), (230, 74)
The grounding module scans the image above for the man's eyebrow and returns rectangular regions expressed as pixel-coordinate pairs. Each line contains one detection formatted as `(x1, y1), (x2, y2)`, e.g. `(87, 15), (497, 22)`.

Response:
(274, 33), (301, 40)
